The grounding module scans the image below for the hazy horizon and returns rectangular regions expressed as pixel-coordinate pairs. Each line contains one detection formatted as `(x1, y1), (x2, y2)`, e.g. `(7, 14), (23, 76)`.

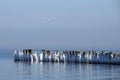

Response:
(0, 0), (120, 50)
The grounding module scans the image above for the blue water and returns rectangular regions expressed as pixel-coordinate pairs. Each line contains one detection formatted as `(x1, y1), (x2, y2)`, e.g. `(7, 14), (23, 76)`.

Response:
(0, 49), (120, 80)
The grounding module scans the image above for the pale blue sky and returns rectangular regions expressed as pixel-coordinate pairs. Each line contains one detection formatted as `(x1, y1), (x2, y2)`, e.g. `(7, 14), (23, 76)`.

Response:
(0, 0), (120, 50)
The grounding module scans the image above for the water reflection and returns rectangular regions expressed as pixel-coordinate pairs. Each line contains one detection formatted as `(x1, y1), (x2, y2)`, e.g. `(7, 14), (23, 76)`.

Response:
(14, 62), (120, 80)
(14, 62), (32, 79)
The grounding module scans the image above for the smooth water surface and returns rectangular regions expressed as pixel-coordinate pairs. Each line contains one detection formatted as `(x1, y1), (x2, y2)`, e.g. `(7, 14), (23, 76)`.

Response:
(0, 49), (120, 80)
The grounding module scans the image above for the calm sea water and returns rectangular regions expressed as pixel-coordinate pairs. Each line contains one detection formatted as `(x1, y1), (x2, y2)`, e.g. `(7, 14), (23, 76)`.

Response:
(0, 49), (120, 80)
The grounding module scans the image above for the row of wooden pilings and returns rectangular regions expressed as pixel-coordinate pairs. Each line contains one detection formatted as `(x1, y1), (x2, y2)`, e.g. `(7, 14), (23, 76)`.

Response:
(39, 49), (120, 65)
(14, 49), (120, 65)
